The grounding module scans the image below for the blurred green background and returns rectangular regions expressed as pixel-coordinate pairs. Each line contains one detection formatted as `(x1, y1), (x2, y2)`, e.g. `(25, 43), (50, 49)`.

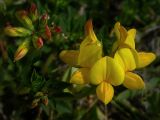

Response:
(0, 0), (160, 120)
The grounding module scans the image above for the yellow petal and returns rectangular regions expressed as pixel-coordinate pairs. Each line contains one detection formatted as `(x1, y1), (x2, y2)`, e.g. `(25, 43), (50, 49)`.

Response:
(90, 57), (106, 85)
(137, 52), (156, 69)
(85, 19), (97, 43)
(90, 56), (124, 86)
(59, 50), (79, 66)
(70, 68), (90, 84)
(96, 82), (114, 104)
(123, 72), (145, 90)
(114, 48), (139, 71)
(124, 29), (136, 49)
(78, 37), (102, 67)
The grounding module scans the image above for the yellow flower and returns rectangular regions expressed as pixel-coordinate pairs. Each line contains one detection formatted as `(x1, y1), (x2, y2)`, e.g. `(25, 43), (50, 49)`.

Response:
(112, 22), (156, 68)
(112, 22), (136, 52)
(90, 56), (125, 104)
(59, 20), (102, 84)
(112, 22), (156, 89)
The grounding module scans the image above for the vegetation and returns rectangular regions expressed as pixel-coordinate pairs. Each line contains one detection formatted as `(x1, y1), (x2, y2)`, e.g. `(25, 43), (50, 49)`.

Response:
(0, 0), (159, 120)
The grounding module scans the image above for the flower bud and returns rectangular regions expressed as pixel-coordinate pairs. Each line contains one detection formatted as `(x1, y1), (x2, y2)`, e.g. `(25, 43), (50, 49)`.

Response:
(35, 92), (44, 97)
(41, 96), (48, 106)
(32, 36), (43, 49)
(54, 26), (62, 33)
(16, 10), (34, 30)
(4, 27), (32, 37)
(31, 98), (40, 108)
(14, 40), (30, 62)
(45, 25), (51, 40)
(40, 13), (48, 26)
(29, 3), (38, 21)
(36, 37), (43, 49)
(30, 3), (37, 13)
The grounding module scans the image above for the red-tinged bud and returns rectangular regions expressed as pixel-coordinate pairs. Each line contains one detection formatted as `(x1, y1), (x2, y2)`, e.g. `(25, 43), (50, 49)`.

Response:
(30, 3), (37, 13)
(37, 37), (43, 49)
(29, 3), (38, 22)
(40, 13), (48, 26)
(45, 25), (51, 40)
(41, 13), (48, 21)
(41, 96), (48, 106)
(54, 26), (62, 33)
(32, 36), (43, 49)
(14, 40), (30, 62)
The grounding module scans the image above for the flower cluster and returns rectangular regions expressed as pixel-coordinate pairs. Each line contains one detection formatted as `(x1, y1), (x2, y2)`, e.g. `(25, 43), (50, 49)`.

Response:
(31, 92), (48, 109)
(4, 3), (53, 62)
(59, 20), (156, 104)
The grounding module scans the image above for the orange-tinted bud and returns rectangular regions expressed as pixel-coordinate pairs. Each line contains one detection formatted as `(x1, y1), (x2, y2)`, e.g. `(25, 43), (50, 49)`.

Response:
(14, 40), (30, 62)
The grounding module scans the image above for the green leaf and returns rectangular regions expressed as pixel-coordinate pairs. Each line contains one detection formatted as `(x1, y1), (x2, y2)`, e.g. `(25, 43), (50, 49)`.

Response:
(31, 70), (45, 93)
